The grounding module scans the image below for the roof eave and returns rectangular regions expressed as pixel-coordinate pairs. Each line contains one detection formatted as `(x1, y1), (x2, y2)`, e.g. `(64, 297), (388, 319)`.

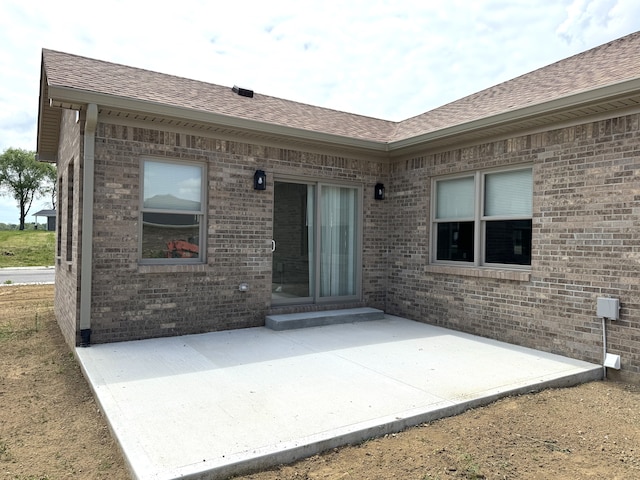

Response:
(42, 76), (640, 159)
(46, 85), (391, 154)
(388, 77), (640, 152)
(36, 63), (61, 163)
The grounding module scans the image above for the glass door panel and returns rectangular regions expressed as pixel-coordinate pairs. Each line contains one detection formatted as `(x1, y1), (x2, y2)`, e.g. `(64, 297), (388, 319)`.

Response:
(272, 182), (314, 303)
(319, 185), (358, 298)
(272, 181), (359, 305)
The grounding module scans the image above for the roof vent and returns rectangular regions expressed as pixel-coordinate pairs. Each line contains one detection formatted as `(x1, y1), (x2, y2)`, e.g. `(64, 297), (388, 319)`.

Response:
(232, 85), (254, 98)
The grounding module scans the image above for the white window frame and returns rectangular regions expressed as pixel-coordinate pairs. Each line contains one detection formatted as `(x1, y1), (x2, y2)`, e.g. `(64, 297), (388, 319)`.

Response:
(139, 158), (206, 265)
(431, 165), (533, 269)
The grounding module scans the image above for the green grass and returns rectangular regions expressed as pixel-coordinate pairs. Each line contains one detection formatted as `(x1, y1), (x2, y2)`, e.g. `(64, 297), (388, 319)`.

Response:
(0, 230), (55, 267)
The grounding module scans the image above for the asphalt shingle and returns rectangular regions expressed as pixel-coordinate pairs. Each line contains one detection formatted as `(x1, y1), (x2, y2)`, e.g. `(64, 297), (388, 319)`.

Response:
(41, 31), (640, 145)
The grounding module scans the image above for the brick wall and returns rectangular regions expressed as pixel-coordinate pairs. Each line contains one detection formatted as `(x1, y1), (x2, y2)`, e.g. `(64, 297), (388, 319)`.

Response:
(54, 109), (81, 349)
(387, 113), (640, 383)
(85, 121), (389, 343)
(56, 110), (639, 382)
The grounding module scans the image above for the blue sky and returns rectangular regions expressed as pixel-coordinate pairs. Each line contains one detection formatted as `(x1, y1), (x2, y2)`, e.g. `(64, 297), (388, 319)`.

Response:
(1, 0), (639, 224)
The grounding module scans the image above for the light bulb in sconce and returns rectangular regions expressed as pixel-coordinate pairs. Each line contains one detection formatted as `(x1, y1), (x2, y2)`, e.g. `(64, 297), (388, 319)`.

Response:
(254, 170), (267, 190)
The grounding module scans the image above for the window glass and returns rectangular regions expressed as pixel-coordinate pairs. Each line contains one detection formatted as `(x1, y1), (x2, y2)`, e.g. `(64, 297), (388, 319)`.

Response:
(485, 219), (532, 265)
(66, 162), (74, 262)
(437, 222), (474, 262)
(143, 161), (202, 211)
(436, 176), (474, 219)
(56, 175), (62, 256)
(484, 169), (532, 217)
(320, 185), (358, 297)
(141, 160), (204, 263)
(142, 214), (200, 259)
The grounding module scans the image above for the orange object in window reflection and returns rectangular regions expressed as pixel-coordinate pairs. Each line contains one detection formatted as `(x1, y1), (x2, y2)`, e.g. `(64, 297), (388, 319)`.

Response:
(166, 240), (199, 258)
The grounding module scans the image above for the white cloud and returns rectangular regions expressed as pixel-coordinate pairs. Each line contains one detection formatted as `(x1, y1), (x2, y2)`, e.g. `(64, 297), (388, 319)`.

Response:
(178, 177), (203, 203)
(557, 0), (640, 46)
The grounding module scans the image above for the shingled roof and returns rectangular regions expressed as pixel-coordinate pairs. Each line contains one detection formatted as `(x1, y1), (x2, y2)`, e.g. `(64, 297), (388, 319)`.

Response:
(393, 31), (640, 144)
(38, 31), (640, 160)
(40, 49), (396, 141)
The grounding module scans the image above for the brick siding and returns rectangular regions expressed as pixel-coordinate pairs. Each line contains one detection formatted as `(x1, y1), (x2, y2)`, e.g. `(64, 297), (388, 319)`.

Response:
(387, 114), (640, 383)
(55, 111), (639, 383)
(81, 121), (388, 343)
(54, 109), (82, 349)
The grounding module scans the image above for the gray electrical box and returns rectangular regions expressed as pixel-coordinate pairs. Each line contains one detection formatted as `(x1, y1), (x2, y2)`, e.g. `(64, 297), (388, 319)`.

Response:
(597, 297), (619, 320)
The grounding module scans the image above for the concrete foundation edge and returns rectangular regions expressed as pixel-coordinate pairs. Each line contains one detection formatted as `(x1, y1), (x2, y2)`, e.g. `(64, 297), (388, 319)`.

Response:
(171, 366), (604, 480)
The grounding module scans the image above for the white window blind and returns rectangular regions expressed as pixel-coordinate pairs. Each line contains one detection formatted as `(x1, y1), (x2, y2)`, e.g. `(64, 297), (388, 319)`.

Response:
(436, 176), (475, 219)
(484, 169), (532, 217)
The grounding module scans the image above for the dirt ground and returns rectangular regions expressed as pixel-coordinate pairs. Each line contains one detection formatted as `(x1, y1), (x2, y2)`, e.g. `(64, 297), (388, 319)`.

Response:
(1, 285), (639, 480)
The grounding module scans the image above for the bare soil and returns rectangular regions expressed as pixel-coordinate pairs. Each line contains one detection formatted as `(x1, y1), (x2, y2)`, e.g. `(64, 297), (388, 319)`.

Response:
(1, 285), (639, 480)
(0, 285), (127, 480)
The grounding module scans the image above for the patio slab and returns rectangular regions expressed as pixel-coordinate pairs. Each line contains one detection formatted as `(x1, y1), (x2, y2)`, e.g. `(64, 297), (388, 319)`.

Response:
(75, 315), (602, 480)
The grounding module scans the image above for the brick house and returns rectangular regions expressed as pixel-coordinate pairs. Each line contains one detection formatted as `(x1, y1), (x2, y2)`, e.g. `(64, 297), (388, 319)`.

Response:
(37, 32), (640, 383)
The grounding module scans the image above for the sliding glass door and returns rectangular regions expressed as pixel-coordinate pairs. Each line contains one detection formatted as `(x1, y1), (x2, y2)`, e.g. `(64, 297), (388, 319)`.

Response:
(272, 181), (360, 305)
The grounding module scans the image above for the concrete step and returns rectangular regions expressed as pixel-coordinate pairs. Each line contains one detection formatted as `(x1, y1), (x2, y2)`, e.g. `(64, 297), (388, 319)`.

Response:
(266, 307), (385, 331)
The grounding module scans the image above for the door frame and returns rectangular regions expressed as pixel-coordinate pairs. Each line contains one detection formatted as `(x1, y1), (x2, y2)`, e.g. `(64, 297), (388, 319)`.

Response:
(271, 176), (363, 306)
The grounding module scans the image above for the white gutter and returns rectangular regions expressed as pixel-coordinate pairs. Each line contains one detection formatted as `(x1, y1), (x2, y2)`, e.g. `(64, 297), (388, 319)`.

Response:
(79, 103), (97, 346)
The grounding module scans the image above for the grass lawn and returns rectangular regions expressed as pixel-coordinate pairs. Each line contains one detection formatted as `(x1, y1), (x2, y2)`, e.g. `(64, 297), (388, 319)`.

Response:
(0, 230), (55, 267)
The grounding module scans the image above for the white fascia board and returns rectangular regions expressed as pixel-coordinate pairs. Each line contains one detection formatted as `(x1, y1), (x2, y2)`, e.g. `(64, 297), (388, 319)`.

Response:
(46, 85), (390, 153)
(388, 77), (640, 151)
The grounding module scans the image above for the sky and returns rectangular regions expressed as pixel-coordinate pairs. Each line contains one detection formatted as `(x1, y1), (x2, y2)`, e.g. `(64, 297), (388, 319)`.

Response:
(1, 0), (639, 224)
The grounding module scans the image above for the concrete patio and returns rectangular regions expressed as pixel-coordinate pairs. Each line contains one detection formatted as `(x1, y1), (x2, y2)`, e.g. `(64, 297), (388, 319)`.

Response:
(76, 314), (602, 480)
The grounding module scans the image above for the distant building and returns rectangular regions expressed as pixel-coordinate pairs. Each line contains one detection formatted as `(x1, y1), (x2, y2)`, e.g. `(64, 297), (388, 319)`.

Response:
(33, 209), (56, 231)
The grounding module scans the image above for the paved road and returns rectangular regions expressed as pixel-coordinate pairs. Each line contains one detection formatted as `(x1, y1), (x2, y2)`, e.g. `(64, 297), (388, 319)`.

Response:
(0, 266), (55, 285)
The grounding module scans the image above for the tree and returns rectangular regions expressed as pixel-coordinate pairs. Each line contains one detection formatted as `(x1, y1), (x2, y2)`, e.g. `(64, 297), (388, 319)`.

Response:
(0, 148), (57, 230)
(42, 160), (58, 210)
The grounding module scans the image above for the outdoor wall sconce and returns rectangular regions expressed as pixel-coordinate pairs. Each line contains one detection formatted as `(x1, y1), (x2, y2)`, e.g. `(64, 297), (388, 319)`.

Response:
(254, 170), (267, 190)
(374, 183), (385, 200)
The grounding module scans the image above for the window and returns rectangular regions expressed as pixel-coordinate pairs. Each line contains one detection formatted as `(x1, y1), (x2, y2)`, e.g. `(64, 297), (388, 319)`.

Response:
(433, 166), (532, 267)
(66, 162), (74, 262)
(56, 174), (63, 257)
(140, 159), (205, 263)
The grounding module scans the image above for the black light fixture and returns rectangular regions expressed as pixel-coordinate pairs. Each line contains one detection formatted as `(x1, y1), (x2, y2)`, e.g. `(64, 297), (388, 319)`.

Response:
(374, 183), (385, 200)
(254, 170), (267, 190)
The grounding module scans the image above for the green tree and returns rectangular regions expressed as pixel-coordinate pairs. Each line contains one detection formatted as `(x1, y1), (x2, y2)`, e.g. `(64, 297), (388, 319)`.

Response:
(0, 148), (57, 230)
(42, 159), (58, 210)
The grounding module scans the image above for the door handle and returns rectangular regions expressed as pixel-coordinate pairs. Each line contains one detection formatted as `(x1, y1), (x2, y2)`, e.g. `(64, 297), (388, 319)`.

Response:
(271, 240), (276, 252)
